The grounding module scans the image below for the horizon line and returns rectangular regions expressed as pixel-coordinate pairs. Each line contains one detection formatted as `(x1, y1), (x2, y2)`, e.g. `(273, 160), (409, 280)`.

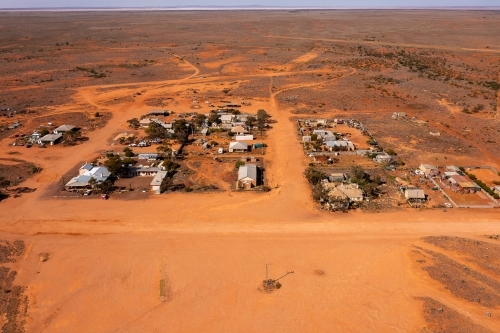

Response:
(1, 5), (500, 11)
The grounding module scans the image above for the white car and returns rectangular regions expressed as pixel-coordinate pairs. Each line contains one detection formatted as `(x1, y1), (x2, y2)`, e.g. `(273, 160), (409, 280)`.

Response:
(444, 203), (453, 208)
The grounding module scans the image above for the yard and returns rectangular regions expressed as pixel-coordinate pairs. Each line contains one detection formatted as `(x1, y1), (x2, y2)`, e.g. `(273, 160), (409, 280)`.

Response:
(445, 189), (497, 207)
(468, 168), (500, 187)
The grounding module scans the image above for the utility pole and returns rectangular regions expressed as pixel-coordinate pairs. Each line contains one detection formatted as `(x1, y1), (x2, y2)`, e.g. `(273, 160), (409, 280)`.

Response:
(265, 263), (271, 281)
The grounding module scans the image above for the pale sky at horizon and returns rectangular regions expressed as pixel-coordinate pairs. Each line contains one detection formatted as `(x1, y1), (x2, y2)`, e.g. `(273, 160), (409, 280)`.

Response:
(0, 0), (499, 9)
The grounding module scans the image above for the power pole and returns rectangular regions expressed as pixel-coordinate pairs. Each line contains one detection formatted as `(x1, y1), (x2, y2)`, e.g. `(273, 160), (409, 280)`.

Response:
(265, 263), (271, 281)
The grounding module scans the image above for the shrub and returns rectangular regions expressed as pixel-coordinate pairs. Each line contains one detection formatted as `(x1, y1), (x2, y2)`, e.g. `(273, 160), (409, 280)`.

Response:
(235, 160), (245, 169)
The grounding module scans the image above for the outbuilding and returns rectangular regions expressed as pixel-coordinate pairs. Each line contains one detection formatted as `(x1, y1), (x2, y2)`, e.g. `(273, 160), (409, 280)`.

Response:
(228, 142), (248, 153)
(150, 171), (168, 194)
(237, 164), (258, 189)
(38, 133), (62, 145)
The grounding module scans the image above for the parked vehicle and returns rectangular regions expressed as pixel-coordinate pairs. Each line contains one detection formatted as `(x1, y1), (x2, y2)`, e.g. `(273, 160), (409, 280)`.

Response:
(444, 203), (453, 208)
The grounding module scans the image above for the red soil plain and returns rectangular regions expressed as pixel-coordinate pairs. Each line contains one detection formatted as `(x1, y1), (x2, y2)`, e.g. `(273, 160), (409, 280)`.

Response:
(0, 10), (499, 332)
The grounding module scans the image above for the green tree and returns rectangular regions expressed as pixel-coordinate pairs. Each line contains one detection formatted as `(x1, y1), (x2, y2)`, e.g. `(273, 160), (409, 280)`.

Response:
(40, 129), (50, 136)
(256, 109), (270, 135)
(208, 112), (219, 125)
(235, 160), (245, 169)
(160, 176), (175, 193)
(63, 130), (81, 145)
(88, 177), (97, 188)
(127, 118), (140, 128)
(386, 149), (397, 156)
(156, 142), (172, 158)
(304, 167), (327, 185)
(123, 147), (135, 157)
(350, 165), (366, 182)
(96, 179), (114, 194)
(194, 114), (207, 128)
(173, 119), (189, 144)
(145, 121), (168, 139)
(104, 155), (127, 176)
(245, 116), (256, 128)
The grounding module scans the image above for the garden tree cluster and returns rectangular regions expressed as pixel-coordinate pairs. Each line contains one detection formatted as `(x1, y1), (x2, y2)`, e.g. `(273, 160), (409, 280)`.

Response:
(173, 119), (190, 145)
(385, 149), (397, 156)
(466, 172), (500, 199)
(40, 129), (49, 136)
(208, 112), (220, 125)
(145, 121), (169, 139)
(304, 167), (327, 186)
(162, 160), (180, 172)
(119, 135), (136, 145)
(127, 118), (140, 128)
(88, 178), (114, 194)
(159, 163), (182, 193)
(311, 182), (328, 201)
(245, 116), (256, 128)
(350, 165), (382, 197)
(63, 130), (81, 145)
(156, 142), (172, 158)
(194, 114), (206, 128)
(235, 160), (245, 169)
(104, 154), (133, 176)
(256, 109), (270, 134)
(123, 147), (135, 157)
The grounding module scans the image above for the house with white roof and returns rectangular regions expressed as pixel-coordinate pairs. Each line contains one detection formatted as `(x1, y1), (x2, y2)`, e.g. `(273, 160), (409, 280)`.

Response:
(220, 114), (234, 124)
(325, 140), (355, 151)
(65, 163), (111, 189)
(237, 164), (258, 189)
(38, 133), (63, 145)
(53, 124), (75, 134)
(150, 171), (168, 194)
(228, 142), (248, 153)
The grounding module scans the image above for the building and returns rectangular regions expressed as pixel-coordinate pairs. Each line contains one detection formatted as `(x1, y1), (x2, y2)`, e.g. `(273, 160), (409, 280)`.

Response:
(419, 164), (439, 176)
(200, 128), (209, 136)
(38, 133), (62, 145)
(140, 118), (152, 128)
(445, 165), (461, 173)
(237, 164), (258, 189)
(137, 153), (159, 161)
(230, 125), (248, 134)
(235, 135), (253, 141)
(130, 166), (163, 177)
(313, 129), (334, 139)
(404, 188), (426, 201)
(447, 174), (478, 193)
(328, 183), (364, 202)
(374, 153), (392, 164)
(228, 142), (248, 153)
(253, 142), (264, 149)
(148, 110), (169, 117)
(302, 136), (311, 143)
(150, 171), (168, 193)
(329, 173), (346, 183)
(220, 114), (234, 124)
(325, 140), (355, 151)
(53, 124), (75, 134)
(65, 164), (111, 189)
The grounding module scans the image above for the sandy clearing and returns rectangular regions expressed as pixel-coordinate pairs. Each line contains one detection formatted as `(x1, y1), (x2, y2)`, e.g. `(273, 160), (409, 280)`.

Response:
(291, 50), (320, 64)
(17, 233), (426, 333)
